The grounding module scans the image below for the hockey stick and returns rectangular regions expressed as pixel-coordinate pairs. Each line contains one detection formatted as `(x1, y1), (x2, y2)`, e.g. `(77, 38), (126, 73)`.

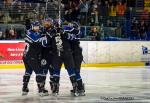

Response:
(56, 0), (63, 56)
(58, 0), (61, 28)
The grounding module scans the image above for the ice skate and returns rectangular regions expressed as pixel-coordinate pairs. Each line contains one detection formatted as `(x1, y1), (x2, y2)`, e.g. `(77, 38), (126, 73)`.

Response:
(49, 81), (54, 91)
(71, 83), (85, 96)
(38, 83), (49, 97)
(51, 83), (59, 96)
(22, 86), (29, 96)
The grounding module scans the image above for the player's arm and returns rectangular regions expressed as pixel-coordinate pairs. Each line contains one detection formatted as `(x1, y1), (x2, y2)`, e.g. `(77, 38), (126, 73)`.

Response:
(63, 27), (81, 41)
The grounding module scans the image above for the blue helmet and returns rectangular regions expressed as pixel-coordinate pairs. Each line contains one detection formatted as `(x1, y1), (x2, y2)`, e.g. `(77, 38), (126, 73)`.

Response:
(31, 21), (41, 29)
(44, 18), (53, 25)
(31, 21), (41, 26)
(44, 17), (53, 23)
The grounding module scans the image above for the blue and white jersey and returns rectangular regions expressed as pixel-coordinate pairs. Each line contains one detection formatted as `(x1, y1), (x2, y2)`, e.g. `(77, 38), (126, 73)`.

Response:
(24, 29), (41, 43)
(63, 25), (81, 41)
(24, 29), (49, 47)
(63, 26), (74, 32)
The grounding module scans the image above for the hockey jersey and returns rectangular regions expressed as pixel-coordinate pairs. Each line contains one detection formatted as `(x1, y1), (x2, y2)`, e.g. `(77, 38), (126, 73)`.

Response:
(63, 26), (81, 41)
(24, 29), (50, 58)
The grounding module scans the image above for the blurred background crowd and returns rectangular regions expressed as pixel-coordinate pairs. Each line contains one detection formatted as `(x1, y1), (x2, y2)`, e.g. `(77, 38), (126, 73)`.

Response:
(0, 0), (150, 41)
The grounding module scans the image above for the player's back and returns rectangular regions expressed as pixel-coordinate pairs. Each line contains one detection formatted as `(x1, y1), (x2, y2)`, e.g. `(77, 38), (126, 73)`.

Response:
(63, 25), (81, 51)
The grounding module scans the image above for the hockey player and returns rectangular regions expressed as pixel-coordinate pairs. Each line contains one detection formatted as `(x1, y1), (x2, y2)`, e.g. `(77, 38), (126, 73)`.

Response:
(40, 17), (55, 91)
(22, 21), (49, 96)
(63, 22), (85, 96)
(50, 21), (81, 96)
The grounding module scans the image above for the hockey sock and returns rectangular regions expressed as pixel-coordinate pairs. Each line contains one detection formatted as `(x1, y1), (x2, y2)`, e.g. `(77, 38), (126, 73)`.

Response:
(50, 70), (54, 82)
(75, 71), (81, 81)
(41, 75), (47, 88)
(76, 79), (84, 90)
(74, 71), (85, 90)
(53, 68), (61, 83)
(67, 68), (76, 78)
(50, 75), (54, 82)
(66, 68), (77, 85)
(36, 75), (44, 90)
(23, 75), (31, 88)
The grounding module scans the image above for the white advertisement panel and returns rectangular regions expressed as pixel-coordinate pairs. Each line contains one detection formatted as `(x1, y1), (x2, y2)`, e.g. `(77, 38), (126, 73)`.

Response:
(80, 41), (150, 63)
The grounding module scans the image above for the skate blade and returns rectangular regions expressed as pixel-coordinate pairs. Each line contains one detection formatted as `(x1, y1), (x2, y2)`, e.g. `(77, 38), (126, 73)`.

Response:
(39, 93), (49, 97)
(52, 93), (59, 96)
(79, 92), (86, 96)
(22, 92), (28, 96)
(71, 92), (85, 97)
(73, 92), (80, 97)
(70, 90), (79, 97)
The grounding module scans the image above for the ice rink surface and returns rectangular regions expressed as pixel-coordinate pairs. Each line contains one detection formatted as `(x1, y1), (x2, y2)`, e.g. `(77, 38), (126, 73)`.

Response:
(0, 67), (150, 103)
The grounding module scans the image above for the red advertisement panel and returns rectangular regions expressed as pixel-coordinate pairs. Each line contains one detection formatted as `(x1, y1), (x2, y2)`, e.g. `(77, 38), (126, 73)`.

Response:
(0, 41), (25, 64)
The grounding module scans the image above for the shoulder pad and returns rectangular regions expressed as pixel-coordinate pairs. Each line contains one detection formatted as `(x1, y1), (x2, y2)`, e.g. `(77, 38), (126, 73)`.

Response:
(63, 26), (74, 32)
(26, 30), (41, 42)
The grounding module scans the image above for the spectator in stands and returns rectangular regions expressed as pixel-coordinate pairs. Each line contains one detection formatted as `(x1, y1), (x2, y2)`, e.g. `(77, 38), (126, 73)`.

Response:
(141, 9), (149, 22)
(0, 31), (4, 40)
(12, 1), (23, 22)
(9, 28), (17, 40)
(0, 0), (3, 9)
(89, 5), (99, 26)
(139, 20), (148, 40)
(97, 0), (102, 15)
(39, 7), (46, 20)
(5, 28), (10, 39)
(146, 25), (150, 40)
(71, 6), (80, 22)
(62, 0), (68, 5)
(108, 0), (113, 6)
(79, 0), (90, 25)
(69, 0), (80, 22)
(109, 4), (116, 27)
(108, 0), (116, 14)
(0, 10), (4, 23)
(116, 1), (126, 16)
(101, 0), (109, 18)
(16, 28), (24, 39)
(89, 26), (101, 41)
(126, 0), (136, 7)
(4, 0), (13, 9)
(116, 1), (126, 27)
(97, 0), (106, 25)
(131, 17), (139, 40)
(25, 18), (31, 30)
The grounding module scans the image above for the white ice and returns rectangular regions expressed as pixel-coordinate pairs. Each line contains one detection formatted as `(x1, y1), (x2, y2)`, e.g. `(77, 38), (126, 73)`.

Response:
(0, 67), (150, 103)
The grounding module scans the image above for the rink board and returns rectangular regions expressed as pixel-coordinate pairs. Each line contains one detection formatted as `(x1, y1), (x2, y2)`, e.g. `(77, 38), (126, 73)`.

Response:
(0, 62), (145, 69)
(0, 40), (149, 69)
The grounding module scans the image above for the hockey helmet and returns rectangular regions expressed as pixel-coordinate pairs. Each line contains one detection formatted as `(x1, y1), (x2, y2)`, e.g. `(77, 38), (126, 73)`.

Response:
(31, 21), (41, 31)
(43, 17), (53, 28)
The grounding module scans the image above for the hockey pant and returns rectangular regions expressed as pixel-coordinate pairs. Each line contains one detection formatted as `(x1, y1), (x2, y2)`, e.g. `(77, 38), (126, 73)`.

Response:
(41, 51), (54, 81)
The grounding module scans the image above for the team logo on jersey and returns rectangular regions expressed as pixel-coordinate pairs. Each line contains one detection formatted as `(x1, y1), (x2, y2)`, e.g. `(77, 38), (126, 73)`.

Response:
(41, 59), (47, 66)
